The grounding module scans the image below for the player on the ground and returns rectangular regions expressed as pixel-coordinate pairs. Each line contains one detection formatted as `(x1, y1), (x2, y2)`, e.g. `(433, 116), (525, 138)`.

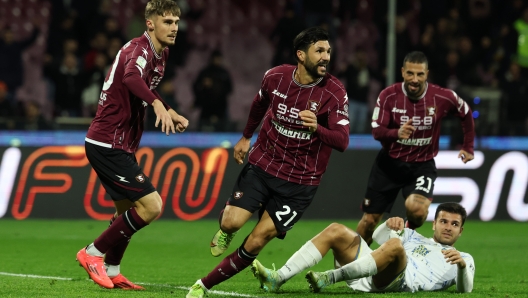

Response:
(252, 202), (474, 293)
(76, 0), (188, 290)
(356, 51), (475, 245)
(186, 26), (350, 298)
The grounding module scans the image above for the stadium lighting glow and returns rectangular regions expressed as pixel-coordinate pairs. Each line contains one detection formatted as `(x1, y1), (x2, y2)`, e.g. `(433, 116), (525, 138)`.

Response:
(473, 97), (481, 104)
(472, 111), (479, 118)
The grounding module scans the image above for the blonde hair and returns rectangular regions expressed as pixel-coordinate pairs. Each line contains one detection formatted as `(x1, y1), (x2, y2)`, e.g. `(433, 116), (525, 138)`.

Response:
(145, 0), (181, 19)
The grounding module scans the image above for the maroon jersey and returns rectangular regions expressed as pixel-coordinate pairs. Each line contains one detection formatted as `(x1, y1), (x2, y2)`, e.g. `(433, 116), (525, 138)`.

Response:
(243, 65), (350, 186)
(86, 32), (170, 153)
(371, 82), (475, 162)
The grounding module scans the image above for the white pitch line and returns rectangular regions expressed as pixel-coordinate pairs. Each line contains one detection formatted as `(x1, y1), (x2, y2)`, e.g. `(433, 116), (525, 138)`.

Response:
(0, 272), (73, 280)
(0, 272), (261, 297)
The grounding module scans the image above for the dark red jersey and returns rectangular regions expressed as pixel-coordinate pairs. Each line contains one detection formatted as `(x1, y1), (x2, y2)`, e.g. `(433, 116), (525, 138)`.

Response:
(371, 82), (475, 162)
(86, 32), (170, 153)
(243, 65), (350, 185)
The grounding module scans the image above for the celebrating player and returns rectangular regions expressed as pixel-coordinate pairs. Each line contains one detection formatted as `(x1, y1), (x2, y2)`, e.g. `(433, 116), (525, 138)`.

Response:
(252, 202), (474, 293)
(356, 51), (475, 245)
(76, 0), (188, 290)
(186, 27), (350, 298)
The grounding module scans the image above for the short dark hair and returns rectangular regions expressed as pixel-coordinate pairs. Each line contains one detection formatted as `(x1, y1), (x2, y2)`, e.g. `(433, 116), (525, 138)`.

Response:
(293, 27), (329, 62)
(145, 0), (181, 19)
(403, 51), (428, 68)
(434, 202), (467, 226)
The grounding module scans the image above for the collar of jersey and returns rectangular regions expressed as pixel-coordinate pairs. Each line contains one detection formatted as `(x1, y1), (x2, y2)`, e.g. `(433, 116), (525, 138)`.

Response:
(143, 32), (162, 59)
(401, 82), (428, 100)
(292, 68), (323, 88)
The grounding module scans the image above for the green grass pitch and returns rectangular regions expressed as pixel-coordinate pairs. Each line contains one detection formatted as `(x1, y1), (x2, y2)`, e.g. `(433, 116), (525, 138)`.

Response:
(0, 219), (526, 297)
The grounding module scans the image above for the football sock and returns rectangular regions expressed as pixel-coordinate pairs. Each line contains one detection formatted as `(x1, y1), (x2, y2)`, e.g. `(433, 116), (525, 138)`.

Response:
(105, 264), (120, 278)
(201, 245), (257, 289)
(93, 207), (147, 254)
(104, 215), (131, 266)
(277, 240), (322, 281)
(86, 243), (104, 257)
(329, 253), (377, 283)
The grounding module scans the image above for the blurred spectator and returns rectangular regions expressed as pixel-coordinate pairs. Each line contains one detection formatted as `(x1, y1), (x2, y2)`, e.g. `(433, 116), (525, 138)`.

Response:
(46, 14), (79, 67)
(84, 32), (109, 72)
(81, 53), (108, 117)
(45, 53), (87, 117)
(193, 50), (233, 132)
(269, 4), (305, 66)
(0, 25), (40, 98)
(15, 101), (52, 131)
(457, 36), (482, 86)
(338, 50), (378, 134)
(0, 81), (15, 129)
(500, 62), (528, 135)
(514, 7), (528, 77)
(103, 18), (126, 44)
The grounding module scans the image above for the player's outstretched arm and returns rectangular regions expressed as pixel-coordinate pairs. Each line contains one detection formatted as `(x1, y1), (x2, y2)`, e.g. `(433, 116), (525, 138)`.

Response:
(168, 109), (188, 132)
(153, 99), (175, 135)
(443, 250), (474, 292)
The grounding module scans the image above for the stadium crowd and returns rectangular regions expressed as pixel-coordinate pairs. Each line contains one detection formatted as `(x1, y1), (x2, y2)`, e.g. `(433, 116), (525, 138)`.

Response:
(0, 0), (527, 138)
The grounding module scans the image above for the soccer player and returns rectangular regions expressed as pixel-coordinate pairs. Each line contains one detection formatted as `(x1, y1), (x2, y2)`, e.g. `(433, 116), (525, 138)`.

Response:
(356, 51), (475, 245)
(252, 202), (474, 293)
(186, 27), (350, 298)
(76, 0), (188, 290)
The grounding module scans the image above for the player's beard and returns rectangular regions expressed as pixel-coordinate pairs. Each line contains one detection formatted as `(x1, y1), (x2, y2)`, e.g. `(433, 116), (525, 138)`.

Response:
(404, 81), (424, 100)
(304, 58), (327, 80)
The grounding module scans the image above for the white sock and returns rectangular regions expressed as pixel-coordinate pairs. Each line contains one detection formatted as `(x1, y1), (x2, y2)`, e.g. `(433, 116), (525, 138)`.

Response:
(105, 264), (120, 278)
(330, 253), (377, 283)
(196, 279), (208, 292)
(86, 243), (104, 257)
(277, 240), (323, 281)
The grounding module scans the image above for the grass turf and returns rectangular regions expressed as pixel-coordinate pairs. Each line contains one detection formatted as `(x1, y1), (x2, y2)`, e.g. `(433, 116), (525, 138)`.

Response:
(0, 219), (526, 297)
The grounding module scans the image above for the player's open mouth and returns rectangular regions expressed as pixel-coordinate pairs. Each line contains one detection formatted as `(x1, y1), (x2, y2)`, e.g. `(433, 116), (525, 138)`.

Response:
(409, 84), (419, 92)
(318, 65), (327, 71)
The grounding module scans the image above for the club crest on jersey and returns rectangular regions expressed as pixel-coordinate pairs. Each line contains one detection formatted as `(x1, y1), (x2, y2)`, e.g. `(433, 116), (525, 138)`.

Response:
(233, 191), (244, 199)
(135, 174), (145, 183)
(427, 106), (436, 116)
(308, 100), (321, 113)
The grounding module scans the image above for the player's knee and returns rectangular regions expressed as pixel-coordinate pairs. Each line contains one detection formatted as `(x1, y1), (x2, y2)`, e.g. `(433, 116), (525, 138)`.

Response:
(324, 223), (350, 239)
(385, 238), (405, 258)
(219, 218), (242, 234)
(406, 208), (428, 227)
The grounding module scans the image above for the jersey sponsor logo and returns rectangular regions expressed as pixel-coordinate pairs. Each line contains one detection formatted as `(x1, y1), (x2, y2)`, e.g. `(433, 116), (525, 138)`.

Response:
(272, 89), (287, 99)
(372, 107), (380, 120)
(233, 191), (243, 199)
(337, 109), (348, 117)
(136, 56), (147, 69)
(396, 137), (432, 146)
(427, 106), (436, 116)
(308, 100), (321, 113)
(337, 104), (348, 117)
(272, 120), (312, 140)
(392, 107), (407, 113)
(135, 174), (145, 183)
